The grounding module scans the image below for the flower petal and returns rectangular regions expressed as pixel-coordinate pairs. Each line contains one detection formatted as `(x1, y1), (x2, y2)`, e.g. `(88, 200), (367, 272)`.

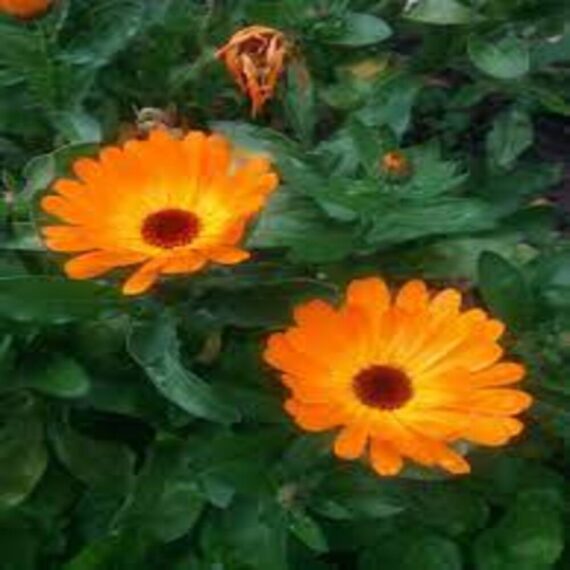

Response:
(65, 250), (147, 279)
(122, 258), (164, 295)
(334, 424), (369, 460)
(369, 439), (404, 476)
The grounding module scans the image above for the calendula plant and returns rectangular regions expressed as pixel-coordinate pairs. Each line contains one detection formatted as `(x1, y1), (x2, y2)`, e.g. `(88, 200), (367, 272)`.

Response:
(1, 1), (570, 569)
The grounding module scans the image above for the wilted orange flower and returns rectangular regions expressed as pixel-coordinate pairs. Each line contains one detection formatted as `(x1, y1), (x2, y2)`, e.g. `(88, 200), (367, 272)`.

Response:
(265, 277), (532, 477)
(217, 25), (289, 116)
(381, 150), (411, 177)
(0, 0), (52, 18)
(41, 130), (278, 295)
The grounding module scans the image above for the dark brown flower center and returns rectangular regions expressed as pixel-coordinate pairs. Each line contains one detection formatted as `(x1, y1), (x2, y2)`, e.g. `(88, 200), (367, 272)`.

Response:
(141, 209), (200, 249)
(352, 365), (413, 410)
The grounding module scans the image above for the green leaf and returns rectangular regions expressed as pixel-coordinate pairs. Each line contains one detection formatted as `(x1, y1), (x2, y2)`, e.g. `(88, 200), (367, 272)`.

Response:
(384, 233), (521, 282)
(531, 31), (570, 69)
(210, 120), (302, 165)
(0, 20), (82, 114)
(111, 435), (190, 533)
(62, 0), (147, 69)
(405, 0), (477, 25)
(0, 511), (41, 570)
(487, 109), (534, 169)
(52, 110), (103, 144)
(360, 531), (462, 570)
(218, 497), (289, 570)
(127, 313), (238, 424)
(400, 145), (467, 198)
(345, 119), (387, 176)
(198, 279), (334, 328)
(410, 485), (489, 537)
(249, 191), (357, 263)
(366, 199), (496, 247)
(148, 480), (204, 543)
(311, 467), (407, 520)
(288, 508), (328, 553)
(469, 455), (565, 506)
(188, 430), (287, 498)
(63, 534), (142, 570)
(470, 162), (562, 214)
(25, 355), (90, 398)
(326, 13), (392, 46)
(478, 251), (533, 330)
(468, 35), (530, 80)
(531, 251), (570, 309)
(356, 72), (421, 138)
(282, 61), (316, 146)
(20, 142), (98, 201)
(0, 395), (47, 508)
(51, 420), (134, 493)
(0, 335), (14, 382)
(0, 277), (122, 324)
(474, 490), (564, 570)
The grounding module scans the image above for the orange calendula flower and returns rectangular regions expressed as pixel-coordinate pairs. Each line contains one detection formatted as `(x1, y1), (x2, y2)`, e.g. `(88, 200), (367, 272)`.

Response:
(0, 0), (52, 18)
(41, 130), (278, 295)
(265, 277), (532, 477)
(217, 25), (289, 116)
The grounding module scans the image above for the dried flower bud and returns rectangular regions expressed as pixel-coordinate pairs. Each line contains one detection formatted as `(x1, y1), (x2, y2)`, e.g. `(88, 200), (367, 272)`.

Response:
(217, 26), (290, 116)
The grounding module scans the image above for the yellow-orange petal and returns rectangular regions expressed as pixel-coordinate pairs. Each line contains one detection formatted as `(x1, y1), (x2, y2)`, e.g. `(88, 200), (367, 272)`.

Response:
(395, 279), (429, 312)
(370, 439), (404, 476)
(462, 417), (524, 446)
(0, 0), (52, 19)
(334, 424), (369, 460)
(285, 399), (343, 432)
(51, 179), (86, 200)
(480, 319), (506, 341)
(161, 252), (206, 275)
(461, 389), (533, 415)
(430, 441), (471, 475)
(41, 196), (85, 224)
(429, 288), (462, 318)
(207, 247), (250, 265)
(122, 258), (164, 296)
(377, 416), (437, 467)
(73, 157), (102, 185)
(65, 250), (147, 279)
(470, 362), (525, 388)
(42, 226), (94, 252)
(426, 342), (504, 377)
(281, 374), (336, 403)
(265, 334), (330, 380)
(346, 277), (390, 313)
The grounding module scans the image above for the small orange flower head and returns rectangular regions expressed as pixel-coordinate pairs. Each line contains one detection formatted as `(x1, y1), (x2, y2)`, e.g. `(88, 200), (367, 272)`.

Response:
(381, 150), (412, 177)
(41, 130), (279, 295)
(0, 0), (52, 18)
(265, 277), (532, 477)
(217, 25), (290, 116)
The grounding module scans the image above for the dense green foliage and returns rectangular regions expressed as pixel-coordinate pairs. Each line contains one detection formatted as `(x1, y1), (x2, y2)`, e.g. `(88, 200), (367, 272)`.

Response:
(2, 0), (570, 568)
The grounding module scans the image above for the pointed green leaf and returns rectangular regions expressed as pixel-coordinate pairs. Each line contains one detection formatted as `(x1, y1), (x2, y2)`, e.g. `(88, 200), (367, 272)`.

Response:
(468, 35), (530, 79)
(478, 251), (533, 330)
(0, 395), (47, 508)
(326, 13), (392, 46)
(128, 314), (238, 424)
(405, 0), (477, 25)
(0, 277), (122, 324)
